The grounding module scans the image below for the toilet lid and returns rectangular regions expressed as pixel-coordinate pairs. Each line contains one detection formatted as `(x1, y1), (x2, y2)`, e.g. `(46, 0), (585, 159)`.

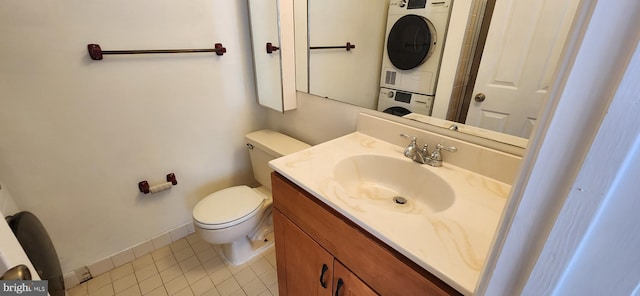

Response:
(193, 185), (264, 226)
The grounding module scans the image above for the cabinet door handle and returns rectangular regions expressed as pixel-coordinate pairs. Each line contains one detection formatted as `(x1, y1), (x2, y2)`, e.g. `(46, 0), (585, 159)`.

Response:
(266, 42), (280, 54)
(319, 264), (329, 288)
(334, 278), (344, 296)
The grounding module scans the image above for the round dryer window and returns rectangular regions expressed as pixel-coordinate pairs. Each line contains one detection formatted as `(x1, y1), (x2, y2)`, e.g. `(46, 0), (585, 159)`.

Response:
(387, 14), (437, 70)
(382, 106), (412, 116)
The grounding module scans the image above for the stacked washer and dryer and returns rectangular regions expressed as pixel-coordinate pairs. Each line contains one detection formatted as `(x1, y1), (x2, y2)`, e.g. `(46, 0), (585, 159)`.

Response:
(377, 0), (453, 116)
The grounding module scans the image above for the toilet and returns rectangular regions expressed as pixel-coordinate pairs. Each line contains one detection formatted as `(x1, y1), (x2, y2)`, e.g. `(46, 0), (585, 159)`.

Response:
(192, 129), (310, 265)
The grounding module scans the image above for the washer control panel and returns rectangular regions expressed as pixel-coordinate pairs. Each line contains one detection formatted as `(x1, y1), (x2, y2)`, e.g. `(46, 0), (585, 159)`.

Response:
(377, 88), (433, 116)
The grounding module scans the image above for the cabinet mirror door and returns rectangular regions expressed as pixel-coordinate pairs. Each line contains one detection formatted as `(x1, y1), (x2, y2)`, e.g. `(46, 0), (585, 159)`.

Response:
(248, 0), (297, 112)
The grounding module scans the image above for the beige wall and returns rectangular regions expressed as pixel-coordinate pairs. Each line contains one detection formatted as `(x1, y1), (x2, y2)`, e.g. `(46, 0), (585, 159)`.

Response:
(0, 0), (415, 275)
(0, 0), (266, 272)
(266, 92), (364, 145)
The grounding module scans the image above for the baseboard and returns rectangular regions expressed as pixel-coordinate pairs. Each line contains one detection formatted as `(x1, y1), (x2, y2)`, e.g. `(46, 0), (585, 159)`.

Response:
(63, 222), (195, 289)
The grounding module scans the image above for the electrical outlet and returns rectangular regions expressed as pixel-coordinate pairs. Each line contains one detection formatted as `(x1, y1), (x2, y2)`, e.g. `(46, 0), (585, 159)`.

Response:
(74, 266), (92, 283)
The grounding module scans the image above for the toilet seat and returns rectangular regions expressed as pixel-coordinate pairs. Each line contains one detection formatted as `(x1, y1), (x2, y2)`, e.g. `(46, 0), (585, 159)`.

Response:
(193, 185), (264, 230)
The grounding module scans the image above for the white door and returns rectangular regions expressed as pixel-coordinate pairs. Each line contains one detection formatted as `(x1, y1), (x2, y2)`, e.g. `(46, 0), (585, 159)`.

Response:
(465, 0), (579, 138)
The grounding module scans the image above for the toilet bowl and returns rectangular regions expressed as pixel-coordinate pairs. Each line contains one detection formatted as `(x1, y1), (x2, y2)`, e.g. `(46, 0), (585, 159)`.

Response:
(193, 185), (273, 265)
(192, 130), (309, 265)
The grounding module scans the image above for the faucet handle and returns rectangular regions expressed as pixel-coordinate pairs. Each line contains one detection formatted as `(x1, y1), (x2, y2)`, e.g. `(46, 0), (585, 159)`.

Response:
(400, 134), (419, 159)
(435, 144), (457, 152)
(430, 144), (457, 163)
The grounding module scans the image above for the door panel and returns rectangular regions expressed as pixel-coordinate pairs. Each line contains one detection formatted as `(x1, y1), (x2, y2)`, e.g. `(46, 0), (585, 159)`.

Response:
(333, 261), (378, 296)
(466, 0), (579, 138)
(274, 210), (334, 296)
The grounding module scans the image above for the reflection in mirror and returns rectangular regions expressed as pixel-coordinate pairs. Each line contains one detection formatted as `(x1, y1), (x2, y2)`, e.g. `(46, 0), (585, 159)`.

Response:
(294, 0), (308, 92)
(306, 0), (388, 109)
(296, 0), (580, 145)
(461, 0), (579, 138)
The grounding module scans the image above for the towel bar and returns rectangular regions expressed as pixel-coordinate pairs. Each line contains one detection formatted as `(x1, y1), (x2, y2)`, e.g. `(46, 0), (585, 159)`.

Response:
(87, 43), (227, 60)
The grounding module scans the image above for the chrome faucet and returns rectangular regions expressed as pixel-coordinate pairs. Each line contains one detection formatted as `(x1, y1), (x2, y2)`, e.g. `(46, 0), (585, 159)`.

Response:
(428, 144), (458, 167)
(400, 134), (429, 164)
(400, 134), (457, 167)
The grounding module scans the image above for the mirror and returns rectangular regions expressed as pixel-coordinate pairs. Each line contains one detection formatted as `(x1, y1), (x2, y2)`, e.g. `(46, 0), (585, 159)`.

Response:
(295, 0), (580, 146)
(248, 0), (297, 112)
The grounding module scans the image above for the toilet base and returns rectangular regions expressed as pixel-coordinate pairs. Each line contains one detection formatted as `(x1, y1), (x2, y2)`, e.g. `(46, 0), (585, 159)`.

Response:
(220, 232), (275, 266)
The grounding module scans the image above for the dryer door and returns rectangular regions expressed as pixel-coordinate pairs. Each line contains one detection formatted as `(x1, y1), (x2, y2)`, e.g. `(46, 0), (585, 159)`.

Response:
(386, 14), (437, 70)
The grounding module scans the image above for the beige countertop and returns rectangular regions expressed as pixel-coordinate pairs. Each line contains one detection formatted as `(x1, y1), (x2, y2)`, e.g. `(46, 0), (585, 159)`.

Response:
(269, 132), (510, 295)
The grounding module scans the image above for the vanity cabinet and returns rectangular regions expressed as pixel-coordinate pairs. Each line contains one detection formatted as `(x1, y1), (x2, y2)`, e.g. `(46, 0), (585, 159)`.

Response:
(272, 172), (461, 296)
(274, 210), (375, 295)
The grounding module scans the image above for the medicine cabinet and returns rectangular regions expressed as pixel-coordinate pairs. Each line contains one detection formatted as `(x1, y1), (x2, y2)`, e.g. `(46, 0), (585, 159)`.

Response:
(248, 0), (297, 112)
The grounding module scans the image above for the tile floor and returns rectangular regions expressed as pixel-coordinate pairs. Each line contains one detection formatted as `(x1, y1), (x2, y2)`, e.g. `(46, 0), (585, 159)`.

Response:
(67, 233), (278, 296)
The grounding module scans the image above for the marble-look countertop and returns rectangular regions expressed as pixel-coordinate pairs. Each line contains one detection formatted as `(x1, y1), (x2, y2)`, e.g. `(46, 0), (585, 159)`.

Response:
(269, 132), (510, 295)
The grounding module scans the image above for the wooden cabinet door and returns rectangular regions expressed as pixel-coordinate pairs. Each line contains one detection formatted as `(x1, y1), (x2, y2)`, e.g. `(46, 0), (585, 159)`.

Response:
(333, 261), (378, 296)
(274, 209), (334, 296)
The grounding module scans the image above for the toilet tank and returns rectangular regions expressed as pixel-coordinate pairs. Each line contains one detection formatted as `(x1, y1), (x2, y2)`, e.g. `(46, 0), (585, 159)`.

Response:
(245, 130), (310, 190)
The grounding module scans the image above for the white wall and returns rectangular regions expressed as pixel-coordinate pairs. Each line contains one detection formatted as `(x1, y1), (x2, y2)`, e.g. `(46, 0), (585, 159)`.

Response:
(267, 92), (364, 145)
(0, 0), (266, 273)
(0, 185), (20, 216)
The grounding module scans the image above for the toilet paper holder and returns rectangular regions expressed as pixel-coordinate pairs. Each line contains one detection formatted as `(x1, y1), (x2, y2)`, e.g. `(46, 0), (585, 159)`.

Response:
(139, 173), (178, 194)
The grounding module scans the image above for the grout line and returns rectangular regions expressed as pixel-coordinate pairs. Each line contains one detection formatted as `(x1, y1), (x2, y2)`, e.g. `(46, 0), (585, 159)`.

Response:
(69, 233), (277, 296)
(69, 223), (195, 289)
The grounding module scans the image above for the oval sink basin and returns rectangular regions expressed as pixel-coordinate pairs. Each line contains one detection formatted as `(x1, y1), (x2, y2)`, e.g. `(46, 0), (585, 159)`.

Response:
(333, 154), (455, 214)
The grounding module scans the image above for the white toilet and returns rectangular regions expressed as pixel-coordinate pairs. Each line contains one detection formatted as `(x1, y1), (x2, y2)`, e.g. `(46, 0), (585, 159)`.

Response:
(192, 129), (310, 265)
